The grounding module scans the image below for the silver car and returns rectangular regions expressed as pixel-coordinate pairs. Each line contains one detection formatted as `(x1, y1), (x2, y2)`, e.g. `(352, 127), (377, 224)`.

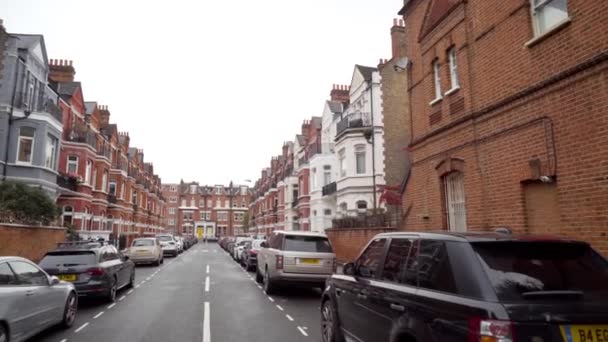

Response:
(256, 231), (336, 294)
(0, 256), (78, 342)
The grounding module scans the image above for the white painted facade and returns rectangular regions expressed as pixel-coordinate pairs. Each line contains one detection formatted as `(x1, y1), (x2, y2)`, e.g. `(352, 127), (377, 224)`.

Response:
(282, 175), (299, 231)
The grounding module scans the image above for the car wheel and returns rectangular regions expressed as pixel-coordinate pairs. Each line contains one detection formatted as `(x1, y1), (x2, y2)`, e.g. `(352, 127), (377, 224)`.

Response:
(61, 291), (78, 328)
(321, 299), (345, 342)
(127, 272), (135, 289)
(255, 267), (263, 283)
(263, 268), (276, 295)
(0, 323), (7, 342)
(160, 256), (164, 264)
(107, 278), (118, 302)
(155, 257), (161, 266)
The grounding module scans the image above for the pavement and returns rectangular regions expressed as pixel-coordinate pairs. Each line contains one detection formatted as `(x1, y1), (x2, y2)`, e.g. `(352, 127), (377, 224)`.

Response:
(28, 242), (323, 342)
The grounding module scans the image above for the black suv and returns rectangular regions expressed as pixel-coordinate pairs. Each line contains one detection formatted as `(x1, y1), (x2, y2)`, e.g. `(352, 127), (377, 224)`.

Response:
(39, 241), (136, 302)
(321, 231), (608, 342)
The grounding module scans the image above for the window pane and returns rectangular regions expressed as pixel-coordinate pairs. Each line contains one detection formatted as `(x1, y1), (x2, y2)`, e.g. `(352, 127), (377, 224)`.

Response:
(382, 239), (413, 283)
(18, 137), (34, 163)
(357, 238), (387, 278)
(356, 152), (366, 174)
(40, 252), (97, 267)
(9, 261), (48, 286)
(418, 240), (458, 294)
(0, 263), (17, 285)
(284, 235), (333, 253)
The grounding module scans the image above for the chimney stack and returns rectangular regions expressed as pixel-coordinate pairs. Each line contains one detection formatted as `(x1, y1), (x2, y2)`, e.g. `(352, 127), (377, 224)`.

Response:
(391, 18), (406, 59)
(330, 84), (350, 104)
(49, 59), (76, 83)
(98, 105), (110, 128)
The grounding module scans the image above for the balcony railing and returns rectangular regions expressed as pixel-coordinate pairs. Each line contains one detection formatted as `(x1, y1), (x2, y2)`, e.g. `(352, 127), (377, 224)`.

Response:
(322, 182), (337, 196)
(56, 174), (78, 191)
(108, 194), (117, 204)
(336, 112), (372, 138)
(132, 204), (138, 212)
(14, 92), (63, 123)
(66, 129), (97, 149)
(292, 197), (299, 207)
(97, 145), (112, 159)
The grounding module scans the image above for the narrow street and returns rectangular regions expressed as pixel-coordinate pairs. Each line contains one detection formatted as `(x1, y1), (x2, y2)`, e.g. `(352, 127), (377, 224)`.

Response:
(28, 242), (322, 342)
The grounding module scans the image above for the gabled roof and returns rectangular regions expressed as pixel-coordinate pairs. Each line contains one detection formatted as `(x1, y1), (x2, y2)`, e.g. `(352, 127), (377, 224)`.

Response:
(327, 101), (343, 114)
(102, 124), (118, 138)
(419, 0), (462, 39)
(11, 34), (48, 66)
(56, 81), (81, 98)
(355, 65), (377, 82)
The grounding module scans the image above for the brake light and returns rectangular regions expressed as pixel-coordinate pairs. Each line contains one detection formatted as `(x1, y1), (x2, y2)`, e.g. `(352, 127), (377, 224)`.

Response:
(276, 255), (284, 270)
(87, 267), (105, 276)
(469, 318), (515, 342)
(250, 250), (258, 255)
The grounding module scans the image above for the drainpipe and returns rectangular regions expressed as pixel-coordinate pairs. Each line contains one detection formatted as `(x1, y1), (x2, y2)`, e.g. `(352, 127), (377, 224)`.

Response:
(3, 55), (26, 181)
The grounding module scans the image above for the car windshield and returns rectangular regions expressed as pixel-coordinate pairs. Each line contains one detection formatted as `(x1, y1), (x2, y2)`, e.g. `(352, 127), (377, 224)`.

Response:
(133, 239), (155, 247)
(284, 236), (333, 253)
(156, 236), (173, 242)
(473, 242), (608, 301)
(39, 252), (97, 267)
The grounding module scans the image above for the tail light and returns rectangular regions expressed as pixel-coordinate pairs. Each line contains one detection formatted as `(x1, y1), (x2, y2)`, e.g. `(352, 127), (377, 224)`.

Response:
(250, 250), (258, 255)
(87, 267), (105, 276)
(276, 255), (284, 270)
(469, 318), (515, 342)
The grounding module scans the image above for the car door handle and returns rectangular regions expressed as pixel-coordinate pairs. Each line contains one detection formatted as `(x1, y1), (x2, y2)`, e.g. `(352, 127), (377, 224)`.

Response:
(390, 303), (405, 312)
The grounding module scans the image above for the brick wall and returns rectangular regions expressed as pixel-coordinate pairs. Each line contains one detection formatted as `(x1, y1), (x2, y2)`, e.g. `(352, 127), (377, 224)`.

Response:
(326, 227), (396, 263)
(0, 224), (67, 262)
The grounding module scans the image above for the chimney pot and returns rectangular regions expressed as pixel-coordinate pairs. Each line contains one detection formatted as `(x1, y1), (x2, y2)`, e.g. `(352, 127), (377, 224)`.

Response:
(393, 18), (398, 26)
(69, 60), (73, 66)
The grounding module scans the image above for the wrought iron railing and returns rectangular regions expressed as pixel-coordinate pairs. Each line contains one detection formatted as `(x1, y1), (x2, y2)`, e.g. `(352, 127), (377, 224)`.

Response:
(322, 182), (337, 196)
(56, 174), (78, 191)
(336, 112), (372, 137)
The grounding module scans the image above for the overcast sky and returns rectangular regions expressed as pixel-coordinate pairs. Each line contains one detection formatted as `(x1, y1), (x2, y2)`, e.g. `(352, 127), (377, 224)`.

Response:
(1, 0), (401, 186)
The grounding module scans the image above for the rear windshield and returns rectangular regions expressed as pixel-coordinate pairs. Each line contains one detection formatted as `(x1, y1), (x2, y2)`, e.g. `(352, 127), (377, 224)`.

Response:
(156, 236), (173, 242)
(252, 240), (264, 249)
(284, 235), (333, 253)
(133, 239), (155, 247)
(40, 252), (97, 267)
(473, 242), (608, 301)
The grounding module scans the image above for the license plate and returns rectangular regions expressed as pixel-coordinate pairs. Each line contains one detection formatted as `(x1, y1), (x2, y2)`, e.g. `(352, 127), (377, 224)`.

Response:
(560, 325), (608, 342)
(57, 274), (77, 282)
(299, 258), (320, 265)
(136, 250), (148, 253)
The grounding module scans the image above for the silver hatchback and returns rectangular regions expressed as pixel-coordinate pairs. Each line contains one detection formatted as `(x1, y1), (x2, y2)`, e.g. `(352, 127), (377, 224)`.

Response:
(256, 231), (336, 294)
(0, 256), (78, 342)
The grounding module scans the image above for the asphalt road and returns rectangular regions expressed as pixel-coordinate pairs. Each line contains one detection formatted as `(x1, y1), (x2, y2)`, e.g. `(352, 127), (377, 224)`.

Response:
(28, 242), (323, 342)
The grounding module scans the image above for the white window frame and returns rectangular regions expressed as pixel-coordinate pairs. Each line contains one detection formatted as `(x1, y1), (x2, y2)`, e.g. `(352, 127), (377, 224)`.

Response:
(16, 127), (35, 165)
(169, 208), (176, 215)
(432, 60), (442, 102)
(85, 160), (92, 185)
(312, 168), (317, 189)
(447, 47), (459, 91)
(109, 182), (117, 195)
(445, 172), (467, 232)
(530, 0), (569, 37)
(339, 149), (346, 177)
(355, 144), (366, 174)
(45, 134), (58, 169)
(67, 155), (79, 175)
(102, 171), (108, 192)
(323, 165), (332, 185)
(120, 181), (125, 199)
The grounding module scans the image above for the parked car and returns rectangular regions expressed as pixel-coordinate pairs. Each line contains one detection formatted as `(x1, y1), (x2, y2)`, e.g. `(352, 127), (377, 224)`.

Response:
(39, 241), (135, 302)
(175, 236), (184, 254)
(127, 237), (163, 266)
(222, 237), (236, 251)
(156, 234), (178, 257)
(0, 256), (78, 342)
(241, 239), (265, 271)
(320, 231), (608, 342)
(256, 231), (336, 294)
(233, 238), (253, 260)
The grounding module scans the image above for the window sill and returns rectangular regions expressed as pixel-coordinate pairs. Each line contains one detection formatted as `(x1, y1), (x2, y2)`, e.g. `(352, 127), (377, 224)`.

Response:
(444, 86), (460, 96)
(429, 97), (443, 106)
(525, 18), (571, 48)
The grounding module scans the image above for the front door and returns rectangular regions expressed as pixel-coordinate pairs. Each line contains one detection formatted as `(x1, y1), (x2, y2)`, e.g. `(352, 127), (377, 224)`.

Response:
(197, 226), (204, 239)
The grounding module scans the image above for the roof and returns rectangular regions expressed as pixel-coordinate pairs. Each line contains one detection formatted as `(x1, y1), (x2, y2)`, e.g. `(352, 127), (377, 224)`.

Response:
(374, 231), (588, 244)
(355, 65), (377, 82)
(56, 81), (81, 97)
(85, 102), (97, 115)
(273, 230), (328, 237)
(327, 101), (343, 114)
(311, 116), (322, 129)
(295, 134), (306, 146)
(0, 256), (31, 263)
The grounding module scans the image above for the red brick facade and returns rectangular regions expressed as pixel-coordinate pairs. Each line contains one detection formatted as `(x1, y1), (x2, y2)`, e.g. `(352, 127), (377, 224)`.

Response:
(399, 0), (608, 253)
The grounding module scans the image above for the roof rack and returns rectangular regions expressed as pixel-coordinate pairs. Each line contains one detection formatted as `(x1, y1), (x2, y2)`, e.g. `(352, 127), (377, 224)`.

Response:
(494, 227), (513, 235)
(56, 239), (111, 249)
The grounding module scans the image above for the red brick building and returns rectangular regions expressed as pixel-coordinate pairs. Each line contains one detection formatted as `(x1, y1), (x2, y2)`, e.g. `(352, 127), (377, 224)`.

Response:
(161, 182), (251, 238)
(399, 0), (608, 252)
(51, 60), (167, 248)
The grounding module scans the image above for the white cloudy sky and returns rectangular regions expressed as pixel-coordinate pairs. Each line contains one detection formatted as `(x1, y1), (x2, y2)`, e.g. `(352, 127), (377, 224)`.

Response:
(1, 0), (402, 185)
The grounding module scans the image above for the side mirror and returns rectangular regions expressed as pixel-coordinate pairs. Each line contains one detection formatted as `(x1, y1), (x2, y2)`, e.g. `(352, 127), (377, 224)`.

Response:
(49, 276), (60, 286)
(123, 255), (130, 261)
(343, 262), (356, 276)
(260, 242), (268, 248)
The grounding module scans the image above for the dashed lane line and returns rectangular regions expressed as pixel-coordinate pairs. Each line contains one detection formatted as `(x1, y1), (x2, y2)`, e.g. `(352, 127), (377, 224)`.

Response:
(203, 302), (211, 342)
(74, 322), (89, 333)
(107, 303), (116, 309)
(127, 289), (134, 295)
(205, 276), (210, 292)
(60, 339), (67, 342)
(276, 305), (284, 311)
(286, 314), (294, 321)
(119, 295), (126, 301)
(206, 265), (210, 274)
(268, 296), (275, 302)
(135, 285), (140, 289)
(297, 327), (309, 337)
(93, 312), (104, 319)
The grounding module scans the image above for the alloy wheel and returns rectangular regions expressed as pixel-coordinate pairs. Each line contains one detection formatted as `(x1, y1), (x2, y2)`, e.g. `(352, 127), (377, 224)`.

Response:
(0, 325), (7, 342)
(321, 301), (334, 342)
(109, 280), (117, 302)
(64, 293), (78, 326)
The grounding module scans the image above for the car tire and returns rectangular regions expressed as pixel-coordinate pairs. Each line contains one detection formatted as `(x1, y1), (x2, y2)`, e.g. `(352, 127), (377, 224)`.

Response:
(106, 278), (118, 302)
(127, 272), (135, 289)
(155, 258), (161, 266)
(321, 299), (345, 342)
(263, 268), (277, 295)
(160, 256), (164, 264)
(0, 323), (7, 342)
(61, 291), (78, 328)
(255, 267), (263, 283)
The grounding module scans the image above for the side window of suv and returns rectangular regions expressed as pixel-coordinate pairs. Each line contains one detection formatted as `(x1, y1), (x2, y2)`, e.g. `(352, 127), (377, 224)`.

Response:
(381, 238), (418, 285)
(417, 240), (457, 294)
(356, 238), (387, 278)
(269, 233), (283, 250)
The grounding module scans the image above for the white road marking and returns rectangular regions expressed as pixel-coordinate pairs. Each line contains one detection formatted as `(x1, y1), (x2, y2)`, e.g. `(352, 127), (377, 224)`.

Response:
(107, 303), (116, 309)
(205, 276), (210, 292)
(74, 322), (89, 333)
(206, 265), (210, 274)
(146, 277), (152, 281)
(135, 285), (140, 289)
(119, 295), (126, 301)
(141, 280), (146, 284)
(202, 250), (209, 253)
(286, 314), (294, 321)
(297, 327), (308, 337)
(257, 285), (262, 289)
(276, 305), (284, 311)
(268, 296), (275, 302)
(203, 302), (211, 342)
(60, 339), (67, 342)
(127, 290), (134, 295)
(93, 311), (104, 319)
